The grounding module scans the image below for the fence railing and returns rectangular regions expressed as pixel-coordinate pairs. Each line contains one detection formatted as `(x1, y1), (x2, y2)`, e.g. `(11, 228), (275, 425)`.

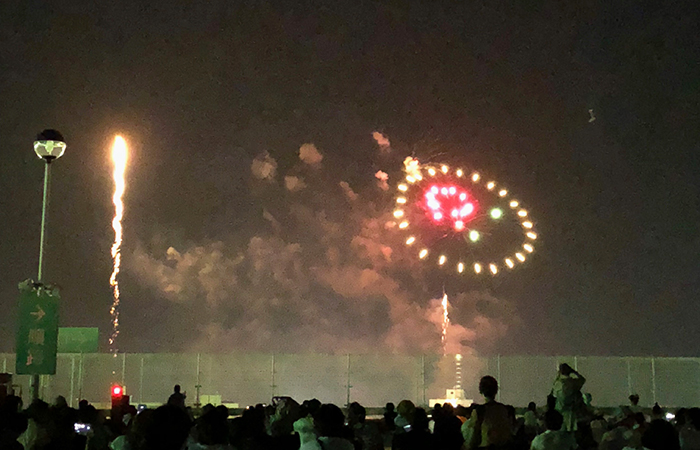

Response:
(2, 353), (699, 408)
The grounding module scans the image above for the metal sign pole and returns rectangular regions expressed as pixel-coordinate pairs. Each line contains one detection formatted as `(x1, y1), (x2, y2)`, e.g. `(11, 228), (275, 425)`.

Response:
(30, 162), (51, 400)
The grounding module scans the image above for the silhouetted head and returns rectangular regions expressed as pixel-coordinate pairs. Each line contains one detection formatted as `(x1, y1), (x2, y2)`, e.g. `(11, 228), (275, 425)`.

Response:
(53, 395), (68, 409)
(442, 403), (455, 416)
(241, 407), (266, 436)
(348, 402), (366, 425)
(127, 409), (155, 449)
(197, 406), (229, 445)
(559, 363), (573, 376)
(26, 399), (50, 425)
(629, 394), (640, 406)
(215, 405), (229, 419)
(0, 395), (23, 414)
(413, 408), (429, 431)
(301, 398), (322, 418)
(397, 400), (416, 424)
(528, 402), (537, 412)
(544, 410), (564, 431)
(269, 398), (301, 437)
(688, 408), (700, 430)
(314, 403), (345, 438)
(675, 408), (687, 427)
(431, 404), (443, 420)
(642, 418), (680, 450)
(145, 405), (191, 450)
(479, 376), (499, 400)
(78, 404), (99, 425)
(506, 405), (516, 421)
(174, 385), (181, 393)
(385, 402), (395, 412)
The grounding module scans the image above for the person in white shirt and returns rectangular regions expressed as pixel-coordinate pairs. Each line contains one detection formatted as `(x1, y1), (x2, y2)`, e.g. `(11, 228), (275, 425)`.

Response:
(617, 394), (644, 422)
(530, 410), (577, 450)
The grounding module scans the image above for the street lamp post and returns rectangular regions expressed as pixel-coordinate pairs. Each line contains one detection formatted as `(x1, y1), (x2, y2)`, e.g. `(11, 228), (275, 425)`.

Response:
(31, 129), (66, 399)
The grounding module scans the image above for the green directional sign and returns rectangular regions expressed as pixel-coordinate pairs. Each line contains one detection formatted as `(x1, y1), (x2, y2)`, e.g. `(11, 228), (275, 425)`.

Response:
(16, 284), (59, 375)
(58, 327), (99, 353)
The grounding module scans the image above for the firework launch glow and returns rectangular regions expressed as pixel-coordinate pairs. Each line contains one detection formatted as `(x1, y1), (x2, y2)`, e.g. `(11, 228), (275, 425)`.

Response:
(109, 136), (128, 354)
(441, 292), (450, 353)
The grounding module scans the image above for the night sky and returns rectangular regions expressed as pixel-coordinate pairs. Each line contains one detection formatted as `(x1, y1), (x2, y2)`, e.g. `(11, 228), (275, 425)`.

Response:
(1, 0), (699, 356)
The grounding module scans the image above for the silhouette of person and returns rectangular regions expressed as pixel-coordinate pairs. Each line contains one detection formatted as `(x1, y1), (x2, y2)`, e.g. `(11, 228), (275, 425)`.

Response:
(167, 385), (186, 410)
(551, 364), (586, 432)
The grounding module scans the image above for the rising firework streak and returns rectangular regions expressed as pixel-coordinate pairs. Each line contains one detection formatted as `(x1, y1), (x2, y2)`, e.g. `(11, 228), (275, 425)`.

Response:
(109, 136), (127, 355)
(441, 292), (449, 353)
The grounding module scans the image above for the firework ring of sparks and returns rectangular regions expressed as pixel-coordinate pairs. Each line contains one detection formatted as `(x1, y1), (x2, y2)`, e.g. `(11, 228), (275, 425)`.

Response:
(395, 159), (537, 276)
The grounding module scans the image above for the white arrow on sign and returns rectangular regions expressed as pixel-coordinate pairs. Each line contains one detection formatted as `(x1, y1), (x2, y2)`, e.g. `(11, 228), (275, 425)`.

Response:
(30, 306), (46, 321)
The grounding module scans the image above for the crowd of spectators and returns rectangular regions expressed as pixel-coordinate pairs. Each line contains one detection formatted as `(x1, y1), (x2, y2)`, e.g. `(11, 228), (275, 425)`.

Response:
(2, 363), (700, 449)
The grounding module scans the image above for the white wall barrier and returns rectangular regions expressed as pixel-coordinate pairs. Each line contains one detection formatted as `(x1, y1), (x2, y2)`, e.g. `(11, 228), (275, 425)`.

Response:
(2, 353), (699, 408)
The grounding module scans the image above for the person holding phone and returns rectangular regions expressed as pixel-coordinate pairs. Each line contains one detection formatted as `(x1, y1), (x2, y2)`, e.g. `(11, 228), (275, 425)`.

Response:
(551, 364), (586, 433)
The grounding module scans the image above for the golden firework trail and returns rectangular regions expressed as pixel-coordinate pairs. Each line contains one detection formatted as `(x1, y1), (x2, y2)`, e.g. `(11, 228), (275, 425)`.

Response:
(109, 136), (127, 354)
(441, 291), (449, 354)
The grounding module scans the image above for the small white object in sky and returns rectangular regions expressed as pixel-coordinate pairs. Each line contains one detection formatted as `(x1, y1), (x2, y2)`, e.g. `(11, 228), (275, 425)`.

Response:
(588, 109), (596, 123)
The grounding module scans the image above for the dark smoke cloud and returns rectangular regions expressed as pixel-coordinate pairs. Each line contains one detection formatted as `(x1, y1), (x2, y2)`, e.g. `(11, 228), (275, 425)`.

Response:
(130, 134), (519, 354)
